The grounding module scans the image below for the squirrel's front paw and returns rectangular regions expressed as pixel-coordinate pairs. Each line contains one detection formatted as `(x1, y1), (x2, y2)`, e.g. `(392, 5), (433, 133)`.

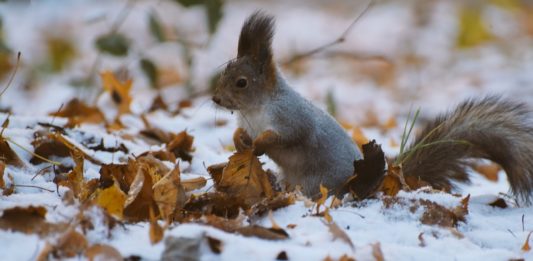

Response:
(252, 144), (266, 156)
(233, 128), (252, 152)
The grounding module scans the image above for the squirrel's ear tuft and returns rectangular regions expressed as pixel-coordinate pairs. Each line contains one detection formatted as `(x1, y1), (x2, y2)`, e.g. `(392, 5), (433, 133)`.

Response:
(237, 11), (275, 63)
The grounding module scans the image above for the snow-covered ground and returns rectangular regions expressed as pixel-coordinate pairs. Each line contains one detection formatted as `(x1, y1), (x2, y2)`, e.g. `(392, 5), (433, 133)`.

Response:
(0, 0), (532, 260)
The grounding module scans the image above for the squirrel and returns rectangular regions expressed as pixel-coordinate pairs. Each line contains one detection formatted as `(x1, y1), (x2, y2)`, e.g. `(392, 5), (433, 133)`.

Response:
(212, 11), (533, 203)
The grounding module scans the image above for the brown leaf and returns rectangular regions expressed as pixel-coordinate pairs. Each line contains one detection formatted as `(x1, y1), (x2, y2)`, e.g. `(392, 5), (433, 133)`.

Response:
(123, 163), (158, 221)
(0, 137), (23, 167)
(99, 160), (138, 193)
(149, 95), (168, 112)
(344, 140), (386, 199)
(50, 98), (105, 127)
(381, 174), (402, 196)
(149, 207), (164, 244)
(236, 225), (288, 240)
(276, 251), (288, 260)
(325, 221), (354, 250)
(53, 229), (88, 258)
(474, 162), (500, 182)
(85, 244), (122, 261)
(210, 149), (274, 207)
(0, 161), (5, 189)
(206, 236), (222, 254)
(56, 150), (84, 198)
(101, 71), (133, 117)
(153, 165), (186, 221)
(488, 197), (508, 208)
(372, 242), (385, 261)
(166, 131), (194, 162)
(420, 199), (463, 227)
(523, 231), (532, 252)
(0, 205), (65, 236)
(30, 131), (70, 164)
(182, 177), (207, 192)
(184, 192), (242, 219)
(248, 193), (296, 218)
(3, 173), (14, 196)
(94, 181), (127, 219)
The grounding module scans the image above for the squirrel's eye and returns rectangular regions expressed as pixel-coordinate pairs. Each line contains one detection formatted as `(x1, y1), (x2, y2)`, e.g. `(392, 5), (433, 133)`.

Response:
(236, 78), (247, 88)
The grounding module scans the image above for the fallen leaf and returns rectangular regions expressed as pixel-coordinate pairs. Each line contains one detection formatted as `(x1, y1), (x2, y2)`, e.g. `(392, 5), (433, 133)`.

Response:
(325, 221), (354, 250)
(0, 161), (5, 189)
(148, 95), (168, 112)
(210, 149), (274, 207)
(523, 231), (532, 252)
(381, 174), (402, 196)
(0, 136), (23, 167)
(488, 197), (508, 208)
(182, 177), (207, 192)
(50, 98), (105, 127)
(152, 165), (186, 221)
(372, 242), (385, 261)
(351, 127), (369, 151)
(206, 236), (222, 254)
(56, 150), (84, 198)
(149, 207), (164, 244)
(474, 162), (500, 182)
(166, 131), (194, 162)
(236, 225), (288, 240)
(0, 205), (66, 236)
(99, 161), (138, 193)
(85, 244), (122, 261)
(123, 163), (158, 221)
(53, 229), (88, 258)
(184, 192), (241, 219)
(101, 71), (133, 116)
(276, 251), (288, 260)
(344, 140), (386, 200)
(94, 181), (127, 219)
(457, 5), (493, 48)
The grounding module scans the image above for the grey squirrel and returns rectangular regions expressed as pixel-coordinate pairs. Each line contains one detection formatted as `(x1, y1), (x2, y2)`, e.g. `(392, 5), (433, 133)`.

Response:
(212, 11), (533, 203)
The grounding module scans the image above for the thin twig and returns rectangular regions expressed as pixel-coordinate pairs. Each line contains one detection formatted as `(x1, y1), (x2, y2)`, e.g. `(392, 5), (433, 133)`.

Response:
(282, 0), (374, 66)
(5, 137), (62, 166)
(0, 52), (21, 97)
(14, 184), (54, 192)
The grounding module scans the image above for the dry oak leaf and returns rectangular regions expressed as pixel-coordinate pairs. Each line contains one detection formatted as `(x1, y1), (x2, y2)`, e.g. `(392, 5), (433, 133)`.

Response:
(99, 160), (138, 193)
(85, 244), (122, 261)
(101, 71), (133, 116)
(474, 162), (500, 182)
(152, 165), (186, 221)
(50, 98), (105, 127)
(209, 149), (274, 207)
(182, 177), (207, 192)
(123, 163), (158, 221)
(94, 181), (127, 219)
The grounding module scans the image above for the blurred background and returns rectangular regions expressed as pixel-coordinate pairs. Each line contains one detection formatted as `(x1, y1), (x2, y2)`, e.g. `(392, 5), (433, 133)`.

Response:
(0, 0), (533, 126)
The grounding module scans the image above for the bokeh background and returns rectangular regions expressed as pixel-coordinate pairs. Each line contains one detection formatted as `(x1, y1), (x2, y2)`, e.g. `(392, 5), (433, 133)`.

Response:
(1, 0), (533, 125)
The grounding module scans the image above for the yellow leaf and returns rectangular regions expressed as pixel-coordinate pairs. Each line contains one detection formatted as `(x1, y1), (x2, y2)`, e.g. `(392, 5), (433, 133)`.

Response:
(100, 71), (133, 116)
(457, 6), (493, 48)
(523, 231), (532, 252)
(95, 181), (126, 219)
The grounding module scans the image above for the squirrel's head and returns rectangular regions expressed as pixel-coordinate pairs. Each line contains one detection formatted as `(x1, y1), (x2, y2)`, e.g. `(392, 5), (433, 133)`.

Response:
(213, 11), (276, 111)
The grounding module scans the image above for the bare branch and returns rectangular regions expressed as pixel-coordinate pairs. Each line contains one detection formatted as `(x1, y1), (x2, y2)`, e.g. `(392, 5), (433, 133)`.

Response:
(282, 0), (374, 66)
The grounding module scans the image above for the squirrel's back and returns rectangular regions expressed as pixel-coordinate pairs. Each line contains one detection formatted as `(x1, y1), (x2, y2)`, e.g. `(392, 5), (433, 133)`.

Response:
(402, 96), (533, 204)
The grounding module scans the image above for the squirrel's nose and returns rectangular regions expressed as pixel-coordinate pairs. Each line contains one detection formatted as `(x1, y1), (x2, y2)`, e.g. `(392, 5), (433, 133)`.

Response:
(212, 96), (221, 104)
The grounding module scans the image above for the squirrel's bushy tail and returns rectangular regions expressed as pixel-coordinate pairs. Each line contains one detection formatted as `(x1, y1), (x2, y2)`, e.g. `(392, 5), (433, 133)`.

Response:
(401, 96), (533, 204)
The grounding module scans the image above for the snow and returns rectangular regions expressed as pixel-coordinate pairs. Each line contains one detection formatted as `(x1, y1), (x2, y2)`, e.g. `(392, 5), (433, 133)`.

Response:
(0, 0), (533, 260)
